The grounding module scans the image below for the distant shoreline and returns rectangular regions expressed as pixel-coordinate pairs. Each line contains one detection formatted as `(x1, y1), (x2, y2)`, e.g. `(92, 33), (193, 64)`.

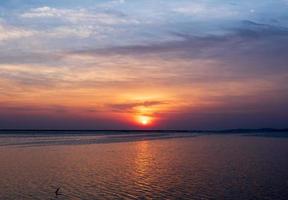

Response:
(0, 128), (287, 134)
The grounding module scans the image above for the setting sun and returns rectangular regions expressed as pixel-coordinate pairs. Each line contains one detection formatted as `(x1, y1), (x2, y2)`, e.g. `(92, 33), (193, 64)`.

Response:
(137, 115), (152, 126)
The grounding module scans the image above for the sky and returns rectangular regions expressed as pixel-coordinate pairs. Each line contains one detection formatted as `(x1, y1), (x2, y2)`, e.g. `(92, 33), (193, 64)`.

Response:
(0, 0), (288, 129)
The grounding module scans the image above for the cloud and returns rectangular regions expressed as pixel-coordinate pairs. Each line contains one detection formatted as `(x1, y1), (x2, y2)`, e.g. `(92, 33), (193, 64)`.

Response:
(8, 5), (143, 44)
(173, 2), (239, 19)
(2, 19), (287, 92)
(21, 6), (139, 25)
(0, 22), (35, 41)
(45, 26), (95, 38)
(78, 20), (288, 73)
(21, 6), (59, 18)
(0, 104), (68, 113)
(108, 101), (168, 113)
(0, 64), (63, 91)
(0, 50), (63, 65)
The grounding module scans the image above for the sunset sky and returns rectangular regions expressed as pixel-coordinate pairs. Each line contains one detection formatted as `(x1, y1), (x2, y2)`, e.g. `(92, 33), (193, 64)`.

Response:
(0, 0), (288, 129)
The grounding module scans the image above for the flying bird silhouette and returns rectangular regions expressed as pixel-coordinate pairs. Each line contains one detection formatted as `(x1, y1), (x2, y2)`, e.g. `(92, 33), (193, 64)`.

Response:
(55, 187), (61, 196)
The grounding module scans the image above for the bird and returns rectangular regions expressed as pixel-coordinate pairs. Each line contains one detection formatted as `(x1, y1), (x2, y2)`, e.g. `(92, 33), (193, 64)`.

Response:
(55, 187), (62, 196)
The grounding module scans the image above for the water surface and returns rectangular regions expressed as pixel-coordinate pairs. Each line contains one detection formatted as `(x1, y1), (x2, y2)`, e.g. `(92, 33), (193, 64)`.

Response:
(0, 132), (287, 199)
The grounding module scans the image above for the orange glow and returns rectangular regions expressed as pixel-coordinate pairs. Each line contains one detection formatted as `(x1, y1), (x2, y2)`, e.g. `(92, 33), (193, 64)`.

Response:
(137, 115), (153, 126)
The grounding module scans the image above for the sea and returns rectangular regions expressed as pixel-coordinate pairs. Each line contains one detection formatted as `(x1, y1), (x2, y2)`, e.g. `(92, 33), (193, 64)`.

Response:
(0, 131), (287, 200)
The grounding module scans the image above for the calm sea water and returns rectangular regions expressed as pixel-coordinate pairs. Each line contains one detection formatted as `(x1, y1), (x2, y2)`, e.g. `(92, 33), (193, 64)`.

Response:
(0, 132), (287, 200)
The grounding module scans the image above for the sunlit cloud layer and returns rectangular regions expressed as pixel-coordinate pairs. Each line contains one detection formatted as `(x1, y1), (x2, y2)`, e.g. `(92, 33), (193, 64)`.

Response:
(0, 0), (288, 129)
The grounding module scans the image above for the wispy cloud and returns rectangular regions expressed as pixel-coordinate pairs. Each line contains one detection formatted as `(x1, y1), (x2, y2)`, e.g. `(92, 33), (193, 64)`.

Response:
(21, 6), (139, 25)
(173, 2), (240, 19)
(108, 101), (168, 113)
(0, 21), (35, 41)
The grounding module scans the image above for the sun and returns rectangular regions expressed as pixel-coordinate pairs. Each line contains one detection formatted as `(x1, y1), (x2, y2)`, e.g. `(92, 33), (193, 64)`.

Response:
(137, 115), (152, 126)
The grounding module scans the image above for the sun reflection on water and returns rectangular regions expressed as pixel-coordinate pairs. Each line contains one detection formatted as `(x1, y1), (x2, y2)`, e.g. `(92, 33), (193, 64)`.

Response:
(133, 141), (155, 192)
(134, 141), (151, 176)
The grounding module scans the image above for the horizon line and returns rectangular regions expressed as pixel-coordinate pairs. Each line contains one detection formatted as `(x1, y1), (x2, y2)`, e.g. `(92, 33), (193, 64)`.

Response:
(0, 128), (287, 133)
